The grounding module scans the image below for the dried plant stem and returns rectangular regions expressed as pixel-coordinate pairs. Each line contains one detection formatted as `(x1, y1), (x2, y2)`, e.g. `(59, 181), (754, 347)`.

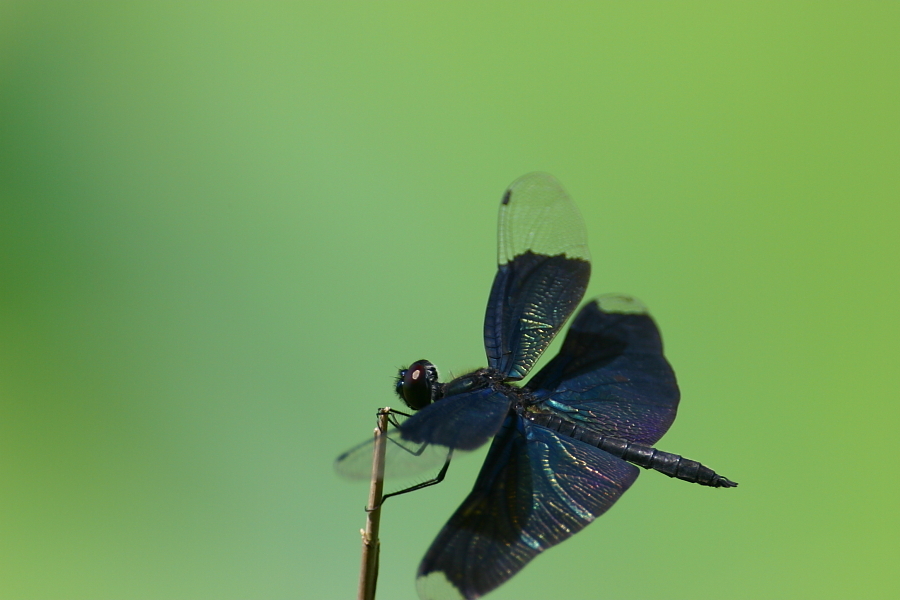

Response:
(357, 407), (390, 600)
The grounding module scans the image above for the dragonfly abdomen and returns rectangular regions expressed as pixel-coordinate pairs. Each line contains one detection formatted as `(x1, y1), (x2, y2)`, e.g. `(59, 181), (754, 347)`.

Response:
(524, 411), (737, 488)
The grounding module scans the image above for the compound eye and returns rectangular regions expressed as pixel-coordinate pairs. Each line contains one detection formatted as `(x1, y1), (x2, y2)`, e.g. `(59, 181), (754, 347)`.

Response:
(394, 359), (438, 410)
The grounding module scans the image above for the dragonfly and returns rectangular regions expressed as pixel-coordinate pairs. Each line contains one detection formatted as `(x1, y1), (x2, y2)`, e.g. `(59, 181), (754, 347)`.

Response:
(335, 172), (737, 600)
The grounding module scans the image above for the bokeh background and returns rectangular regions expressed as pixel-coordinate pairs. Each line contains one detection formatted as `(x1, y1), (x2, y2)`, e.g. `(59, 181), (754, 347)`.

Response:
(1, 3), (897, 599)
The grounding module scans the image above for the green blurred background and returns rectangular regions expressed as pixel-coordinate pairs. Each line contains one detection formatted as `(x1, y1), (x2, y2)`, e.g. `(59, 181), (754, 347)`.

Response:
(1, 3), (897, 599)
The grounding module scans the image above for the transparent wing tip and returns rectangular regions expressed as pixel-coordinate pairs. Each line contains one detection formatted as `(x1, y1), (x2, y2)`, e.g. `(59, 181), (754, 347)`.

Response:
(596, 294), (649, 315)
(507, 171), (562, 191)
(416, 570), (466, 600)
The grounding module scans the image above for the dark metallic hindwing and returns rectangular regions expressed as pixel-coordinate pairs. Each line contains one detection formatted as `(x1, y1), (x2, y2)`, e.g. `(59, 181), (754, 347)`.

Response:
(526, 295), (680, 446)
(416, 415), (638, 600)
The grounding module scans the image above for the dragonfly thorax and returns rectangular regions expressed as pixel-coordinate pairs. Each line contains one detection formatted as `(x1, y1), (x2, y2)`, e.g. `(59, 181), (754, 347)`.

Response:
(440, 367), (515, 397)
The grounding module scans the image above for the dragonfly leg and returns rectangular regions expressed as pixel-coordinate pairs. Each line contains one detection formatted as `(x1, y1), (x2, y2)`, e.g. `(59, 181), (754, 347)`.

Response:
(383, 407), (412, 428)
(377, 450), (454, 507)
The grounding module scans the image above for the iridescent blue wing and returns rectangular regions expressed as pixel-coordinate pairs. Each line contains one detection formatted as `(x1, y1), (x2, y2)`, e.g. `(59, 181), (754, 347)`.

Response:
(397, 385), (512, 451)
(416, 416), (638, 600)
(525, 295), (680, 446)
(484, 173), (591, 381)
(335, 386), (513, 483)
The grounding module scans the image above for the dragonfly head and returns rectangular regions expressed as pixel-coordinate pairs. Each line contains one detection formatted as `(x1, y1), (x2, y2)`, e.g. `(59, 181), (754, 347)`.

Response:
(395, 359), (442, 410)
